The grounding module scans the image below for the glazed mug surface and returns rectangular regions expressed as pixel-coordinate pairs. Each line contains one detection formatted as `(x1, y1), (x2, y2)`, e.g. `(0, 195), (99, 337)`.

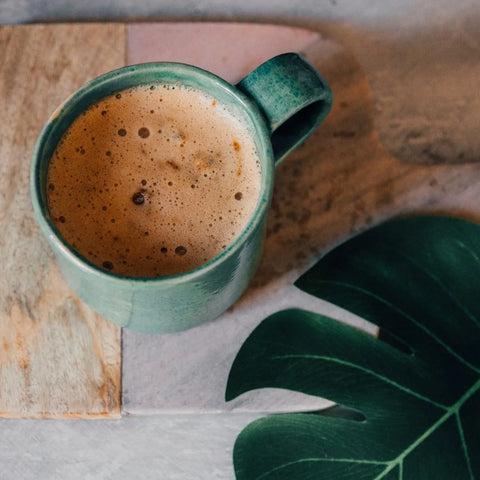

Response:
(30, 53), (333, 333)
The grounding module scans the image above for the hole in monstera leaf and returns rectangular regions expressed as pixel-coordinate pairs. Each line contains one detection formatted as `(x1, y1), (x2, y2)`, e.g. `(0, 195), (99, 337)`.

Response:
(378, 329), (414, 356)
(315, 404), (366, 422)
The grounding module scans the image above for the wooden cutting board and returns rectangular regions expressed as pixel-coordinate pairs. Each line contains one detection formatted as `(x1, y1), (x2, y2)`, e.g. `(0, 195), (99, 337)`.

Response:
(2, 22), (480, 419)
(0, 24), (125, 418)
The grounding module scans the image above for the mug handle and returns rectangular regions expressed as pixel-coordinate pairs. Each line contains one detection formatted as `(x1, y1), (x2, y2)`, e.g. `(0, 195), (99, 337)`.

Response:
(237, 52), (333, 165)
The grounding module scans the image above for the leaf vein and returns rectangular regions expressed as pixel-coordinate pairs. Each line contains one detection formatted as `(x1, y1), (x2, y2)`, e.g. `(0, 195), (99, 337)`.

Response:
(378, 241), (480, 330)
(271, 353), (447, 409)
(373, 379), (480, 480)
(317, 280), (480, 374)
(456, 411), (474, 479)
(253, 457), (388, 480)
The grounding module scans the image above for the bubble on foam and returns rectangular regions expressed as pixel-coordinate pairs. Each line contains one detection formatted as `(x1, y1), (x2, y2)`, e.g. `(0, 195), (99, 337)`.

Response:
(138, 127), (150, 138)
(132, 192), (145, 205)
(175, 246), (187, 256)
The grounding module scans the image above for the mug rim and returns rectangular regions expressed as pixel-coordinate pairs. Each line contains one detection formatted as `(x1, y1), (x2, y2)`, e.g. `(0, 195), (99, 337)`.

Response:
(30, 61), (275, 286)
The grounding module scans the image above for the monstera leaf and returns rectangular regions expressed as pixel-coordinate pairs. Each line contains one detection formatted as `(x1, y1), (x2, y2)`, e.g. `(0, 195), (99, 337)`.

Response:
(226, 216), (480, 479)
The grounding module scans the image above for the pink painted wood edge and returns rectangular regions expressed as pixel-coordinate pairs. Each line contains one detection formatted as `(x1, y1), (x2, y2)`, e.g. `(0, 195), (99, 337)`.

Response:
(127, 22), (320, 83)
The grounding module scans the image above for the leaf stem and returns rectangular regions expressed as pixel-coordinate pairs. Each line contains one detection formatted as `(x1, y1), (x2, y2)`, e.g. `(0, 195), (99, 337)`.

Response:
(373, 378), (480, 480)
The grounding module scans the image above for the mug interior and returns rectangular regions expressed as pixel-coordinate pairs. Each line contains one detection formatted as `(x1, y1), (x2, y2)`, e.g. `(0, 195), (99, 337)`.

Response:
(31, 62), (274, 283)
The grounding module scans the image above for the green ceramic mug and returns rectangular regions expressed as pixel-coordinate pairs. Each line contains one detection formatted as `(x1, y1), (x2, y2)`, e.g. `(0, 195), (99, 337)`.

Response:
(30, 53), (332, 333)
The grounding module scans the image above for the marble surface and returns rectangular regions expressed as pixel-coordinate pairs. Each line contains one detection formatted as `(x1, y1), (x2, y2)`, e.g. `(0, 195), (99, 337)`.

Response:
(1, 0), (478, 27)
(0, 413), (262, 479)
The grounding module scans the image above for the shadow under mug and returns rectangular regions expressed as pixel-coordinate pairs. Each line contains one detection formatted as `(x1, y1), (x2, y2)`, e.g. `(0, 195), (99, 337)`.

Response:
(30, 53), (333, 333)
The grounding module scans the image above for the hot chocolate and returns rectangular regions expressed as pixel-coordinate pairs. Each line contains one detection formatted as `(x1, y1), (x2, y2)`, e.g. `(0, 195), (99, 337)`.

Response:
(46, 82), (262, 277)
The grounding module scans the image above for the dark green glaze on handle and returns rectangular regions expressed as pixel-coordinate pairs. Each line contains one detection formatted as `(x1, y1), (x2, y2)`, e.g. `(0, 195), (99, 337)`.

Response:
(237, 52), (333, 165)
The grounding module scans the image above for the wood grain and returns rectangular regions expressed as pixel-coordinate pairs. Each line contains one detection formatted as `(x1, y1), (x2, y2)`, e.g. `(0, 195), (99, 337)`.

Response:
(0, 24), (124, 418)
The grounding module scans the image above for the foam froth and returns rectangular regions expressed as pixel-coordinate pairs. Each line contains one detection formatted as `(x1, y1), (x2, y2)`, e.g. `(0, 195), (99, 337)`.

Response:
(47, 82), (262, 277)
